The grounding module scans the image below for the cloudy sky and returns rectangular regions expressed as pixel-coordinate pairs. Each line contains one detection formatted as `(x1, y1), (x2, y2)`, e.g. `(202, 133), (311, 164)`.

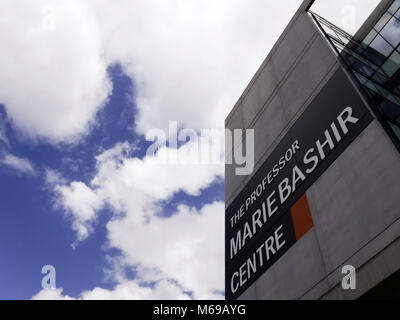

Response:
(0, 0), (380, 300)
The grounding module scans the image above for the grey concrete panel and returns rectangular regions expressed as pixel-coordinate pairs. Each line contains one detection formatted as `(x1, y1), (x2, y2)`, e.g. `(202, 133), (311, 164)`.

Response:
(225, 161), (246, 208)
(240, 24), (338, 171)
(299, 277), (331, 300)
(271, 14), (318, 81)
(241, 14), (324, 130)
(322, 236), (400, 300)
(225, 102), (243, 187)
(249, 230), (327, 300)
(225, 1), (316, 125)
(237, 283), (257, 301)
(242, 62), (279, 129)
(278, 34), (337, 123)
(226, 138), (256, 206)
(324, 215), (400, 292)
(225, 102), (244, 131)
(252, 94), (286, 167)
(307, 121), (400, 275)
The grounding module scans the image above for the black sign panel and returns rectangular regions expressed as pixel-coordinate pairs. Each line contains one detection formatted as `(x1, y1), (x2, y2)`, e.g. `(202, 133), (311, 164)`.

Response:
(225, 69), (373, 300)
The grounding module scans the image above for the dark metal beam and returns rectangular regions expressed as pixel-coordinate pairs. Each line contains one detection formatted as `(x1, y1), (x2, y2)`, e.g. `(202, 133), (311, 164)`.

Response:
(304, 0), (316, 12)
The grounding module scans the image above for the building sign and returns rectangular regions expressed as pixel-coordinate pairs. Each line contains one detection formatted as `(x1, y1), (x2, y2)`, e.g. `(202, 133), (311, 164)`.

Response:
(225, 69), (373, 300)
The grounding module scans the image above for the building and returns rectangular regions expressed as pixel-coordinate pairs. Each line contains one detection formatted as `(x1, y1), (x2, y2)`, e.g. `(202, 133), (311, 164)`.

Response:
(225, 0), (400, 300)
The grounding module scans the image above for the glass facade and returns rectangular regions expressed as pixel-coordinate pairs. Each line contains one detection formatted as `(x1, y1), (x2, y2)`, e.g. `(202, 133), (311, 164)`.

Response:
(310, 0), (400, 145)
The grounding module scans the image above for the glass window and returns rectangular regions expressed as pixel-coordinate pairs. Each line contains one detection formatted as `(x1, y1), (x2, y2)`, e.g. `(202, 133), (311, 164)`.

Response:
(352, 59), (376, 76)
(382, 50), (400, 76)
(388, 0), (400, 15)
(342, 47), (387, 77)
(359, 72), (400, 106)
(363, 29), (378, 46)
(364, 79), (381, 94)
(391, 49), (400, 64)
(380, 16), (400, 48)
(371, 34), (394, 56)
(378, 99), (400, 121)
(355, 72), (368, 85)
(375, 12), (392, 31)
(395, 8), (400, 20)
(379, 88), (400, 106)
(363, 87), (378, 99)
(389, 122), (400, 141)
(361, 46), (386, 65)
(372, 70), (391, 86)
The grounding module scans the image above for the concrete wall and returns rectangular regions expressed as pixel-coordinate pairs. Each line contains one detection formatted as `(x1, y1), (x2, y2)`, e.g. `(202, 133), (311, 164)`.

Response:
(225, 1), (400, 300)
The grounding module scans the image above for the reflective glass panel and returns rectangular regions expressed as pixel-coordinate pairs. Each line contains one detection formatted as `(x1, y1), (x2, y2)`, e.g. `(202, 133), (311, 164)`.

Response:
(382, 50), (400, 76)
(379, 99), (400, 121)
(389, 122), (400, 140)
(363, 29), (378, 46)
(395, 8), (400, 20)
(375, 12), (392, 31)
(388, 0), (400, 15)
(371, 34), (394, 56)
(380, 16), (400, 48)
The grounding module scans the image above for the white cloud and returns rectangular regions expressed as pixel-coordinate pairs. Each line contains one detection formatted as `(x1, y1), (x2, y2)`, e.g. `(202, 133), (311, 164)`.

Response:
(32, 288), (74, 300)
(45, 168), (67, 186)
(0, 118), (9, 146)
(51, 140), (224, 298)
(55, 181), (104, 245)
(52, 138), (224, 246)
(0, 0), (111, 143)
(0, 0), (380, 143)
(32, 279), (193, 300)
(89, 0), (303, 134)
(0, 0), (305, 143)
(106, 202), (225, 300)
(2, 153), (35, 175)
(81, 280), (191, 300)
(92, 140), (224, 204)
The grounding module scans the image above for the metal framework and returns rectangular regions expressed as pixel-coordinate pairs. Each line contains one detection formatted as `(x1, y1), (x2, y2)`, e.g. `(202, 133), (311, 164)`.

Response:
(309, 4), (400, 149)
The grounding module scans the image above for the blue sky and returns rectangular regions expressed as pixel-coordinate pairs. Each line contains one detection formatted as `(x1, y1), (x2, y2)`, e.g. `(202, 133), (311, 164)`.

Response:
(0, 66), (135, 299)
(0, 65), (224, 299)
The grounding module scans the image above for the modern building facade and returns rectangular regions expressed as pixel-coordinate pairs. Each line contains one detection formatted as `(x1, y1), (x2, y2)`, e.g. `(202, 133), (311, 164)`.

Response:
(225, 0), (400, 300)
